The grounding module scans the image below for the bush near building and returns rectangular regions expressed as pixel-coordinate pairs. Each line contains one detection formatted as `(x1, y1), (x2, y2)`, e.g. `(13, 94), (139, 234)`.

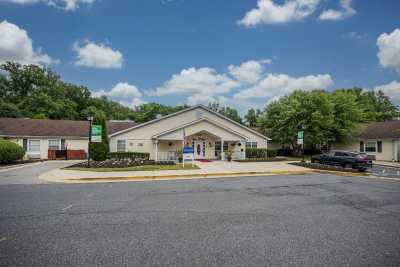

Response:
(246, 148), (277, 158)
(89, 115), (109, 161)
(0, 139), (25, 164)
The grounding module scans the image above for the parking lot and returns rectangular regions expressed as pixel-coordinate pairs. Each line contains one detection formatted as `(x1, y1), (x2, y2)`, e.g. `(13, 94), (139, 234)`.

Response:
(0, 166), (399, 266)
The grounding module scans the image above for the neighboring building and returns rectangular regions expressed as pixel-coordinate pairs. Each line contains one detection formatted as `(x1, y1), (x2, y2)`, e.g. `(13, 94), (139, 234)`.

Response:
(0, 105), (270, 160)
(332, 121), (400, 161)
(0, 118), (135, 160)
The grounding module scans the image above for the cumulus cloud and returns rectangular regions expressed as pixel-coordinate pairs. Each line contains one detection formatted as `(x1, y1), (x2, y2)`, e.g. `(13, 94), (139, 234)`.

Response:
(93, 82), (146, 108)
(73, 41), (123, 69)
(319, 0), (356, 21)
(0, 0), (96, 11)
(228, 59), (271, 84)
(238, 0), (320, 26)
(234, 73), (334, 99)
(377, 28), (400, 72)
(374, 80), (400, 102)
(0, 20), (57, 65)
(147, 67), (240, 97)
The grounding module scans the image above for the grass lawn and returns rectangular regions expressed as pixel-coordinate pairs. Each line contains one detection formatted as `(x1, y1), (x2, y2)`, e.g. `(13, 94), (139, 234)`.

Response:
(65, 164), (200, 172)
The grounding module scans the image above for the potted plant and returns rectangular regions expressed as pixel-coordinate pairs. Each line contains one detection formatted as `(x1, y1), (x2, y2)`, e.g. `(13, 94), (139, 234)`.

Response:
(226, 151), (232, 162)
(176, 148), (183, 163)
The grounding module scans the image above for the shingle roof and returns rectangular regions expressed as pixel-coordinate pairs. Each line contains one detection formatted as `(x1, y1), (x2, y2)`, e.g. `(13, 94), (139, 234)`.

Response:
(358, 120), (400, 139)
(0, 118), (137, 138)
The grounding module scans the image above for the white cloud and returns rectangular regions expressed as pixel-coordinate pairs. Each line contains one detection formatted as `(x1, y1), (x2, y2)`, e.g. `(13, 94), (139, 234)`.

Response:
(374, 80), (400, 102)
(0, 0), (96, 11)
(234, 73), (334, 99)
(238, 0), (320, 27)
(228, 59), (271, 84)
(187, 94), (228, 106)
(0, 20), (57, 65)
(93, 82), (146, 108)
(377, 28), (400, 72)
(148, 67), (240, 97)
(319, 0), (356, 21)
(73, 41), (123, 69)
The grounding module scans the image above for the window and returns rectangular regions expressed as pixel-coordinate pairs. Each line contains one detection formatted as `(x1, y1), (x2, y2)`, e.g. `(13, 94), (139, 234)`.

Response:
(117, 140), (126, 152)
(246, 142), (257, 148)
(28, 140), (40, 152)
(48, 139), (60, 150)
(365, 141), (377, 153)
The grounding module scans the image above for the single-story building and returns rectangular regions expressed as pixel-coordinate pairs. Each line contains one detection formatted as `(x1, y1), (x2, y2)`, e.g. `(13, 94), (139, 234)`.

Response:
(332, 120), (400, 161)
(0, 118), (135, 160)
(0, 105), (271, 161)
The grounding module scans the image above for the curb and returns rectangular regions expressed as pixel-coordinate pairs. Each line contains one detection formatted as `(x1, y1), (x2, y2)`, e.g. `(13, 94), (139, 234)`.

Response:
(41, 170), (315, 184)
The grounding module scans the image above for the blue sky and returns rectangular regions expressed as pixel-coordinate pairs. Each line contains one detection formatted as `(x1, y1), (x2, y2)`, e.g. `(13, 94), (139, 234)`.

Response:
(0, 0), (399, 113)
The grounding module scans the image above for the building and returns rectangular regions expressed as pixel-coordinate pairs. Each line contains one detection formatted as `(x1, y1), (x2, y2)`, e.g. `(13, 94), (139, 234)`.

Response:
(332, 121), (400, 161)
(0, 118), (135, 160)
(0, 105), (270, 160)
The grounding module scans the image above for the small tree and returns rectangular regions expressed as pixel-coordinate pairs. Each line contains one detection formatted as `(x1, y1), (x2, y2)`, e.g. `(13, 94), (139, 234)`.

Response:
(89, 114), (109, 161)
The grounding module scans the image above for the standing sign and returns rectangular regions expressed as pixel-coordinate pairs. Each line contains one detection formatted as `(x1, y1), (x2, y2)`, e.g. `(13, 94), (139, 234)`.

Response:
(91, 125), (102, 143)
(297, 131), (304, 145)
(182, 146), (194, 167)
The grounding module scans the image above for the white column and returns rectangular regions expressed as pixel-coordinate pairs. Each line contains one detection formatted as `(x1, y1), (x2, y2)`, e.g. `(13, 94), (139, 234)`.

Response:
(155, 139), (158, 162)
(221, 139), (224, 160)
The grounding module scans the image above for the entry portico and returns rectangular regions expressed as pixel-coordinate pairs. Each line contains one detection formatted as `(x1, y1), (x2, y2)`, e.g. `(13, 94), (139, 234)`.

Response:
(109, 105), (271, 161)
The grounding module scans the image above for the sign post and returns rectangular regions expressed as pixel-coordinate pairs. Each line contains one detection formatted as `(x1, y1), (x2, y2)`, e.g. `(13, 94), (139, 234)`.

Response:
(297, 130), (305, 162)
(182, 146), (194, 167)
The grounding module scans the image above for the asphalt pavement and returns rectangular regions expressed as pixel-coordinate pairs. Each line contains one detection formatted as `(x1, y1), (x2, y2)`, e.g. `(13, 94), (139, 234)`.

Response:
(0, 172), (399, 266)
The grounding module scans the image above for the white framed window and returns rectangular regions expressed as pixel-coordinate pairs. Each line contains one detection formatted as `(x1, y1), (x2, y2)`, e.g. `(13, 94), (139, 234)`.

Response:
(48, 139), (60, 150)
(117, 140), (126, 152)
(365, 141), (377, 153)
(28, 140), (41, 153)
(246, 142), (258, 148)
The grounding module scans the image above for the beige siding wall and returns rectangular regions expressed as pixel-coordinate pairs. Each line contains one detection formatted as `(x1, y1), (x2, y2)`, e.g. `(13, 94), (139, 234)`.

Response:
(332, 139), (394, 161)
(9, 137), (88, 159)
(110, 107), (268, 159)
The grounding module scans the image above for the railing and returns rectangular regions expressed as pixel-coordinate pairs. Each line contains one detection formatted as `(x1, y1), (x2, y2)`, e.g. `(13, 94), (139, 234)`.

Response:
(157, 151), (179, 161)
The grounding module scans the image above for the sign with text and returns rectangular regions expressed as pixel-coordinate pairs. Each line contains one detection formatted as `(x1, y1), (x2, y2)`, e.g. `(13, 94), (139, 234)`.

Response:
(183, 146), (194, 154)
(91, 125), (102, 143)
(297, 130), (304, 145)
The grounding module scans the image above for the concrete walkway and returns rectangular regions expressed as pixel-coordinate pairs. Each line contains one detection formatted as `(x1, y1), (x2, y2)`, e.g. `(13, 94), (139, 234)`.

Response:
(374, 161), (400, 168)
(39, 161), (313, 183)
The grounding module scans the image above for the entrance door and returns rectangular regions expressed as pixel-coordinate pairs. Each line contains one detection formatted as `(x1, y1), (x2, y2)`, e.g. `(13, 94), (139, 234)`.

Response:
(193, 141), (206, 159)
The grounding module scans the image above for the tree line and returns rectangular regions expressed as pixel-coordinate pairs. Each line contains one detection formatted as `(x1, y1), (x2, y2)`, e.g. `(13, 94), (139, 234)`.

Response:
(1, 62), (398, 149)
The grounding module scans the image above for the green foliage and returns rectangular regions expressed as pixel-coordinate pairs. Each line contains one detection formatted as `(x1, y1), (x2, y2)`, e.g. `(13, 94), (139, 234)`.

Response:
(244, 108), (262, 127)
(89, 115), (109, 161)
(0, 139), (25, 164)
(208, 102), (243, 124)
(246, 148), (277, 158)
(133, 103), (188, 123)
(108, 152), (150, 160)
(0, 101), (22, 118)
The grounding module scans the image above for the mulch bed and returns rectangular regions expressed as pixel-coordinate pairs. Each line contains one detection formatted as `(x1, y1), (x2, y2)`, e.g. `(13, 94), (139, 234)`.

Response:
(290, 162), (366, 173)
(234, 157), (287, 162)
(67, 158), (176, 169)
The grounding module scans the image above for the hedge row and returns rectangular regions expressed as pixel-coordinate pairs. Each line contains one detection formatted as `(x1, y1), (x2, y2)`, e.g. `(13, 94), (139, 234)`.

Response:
(108, 152), (150, 160)
(0, 139), (25, 164)
(246, 148), (277, 158)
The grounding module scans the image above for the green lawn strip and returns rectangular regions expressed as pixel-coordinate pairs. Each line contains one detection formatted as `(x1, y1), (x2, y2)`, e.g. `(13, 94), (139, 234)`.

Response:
(65, 164), (200, 172)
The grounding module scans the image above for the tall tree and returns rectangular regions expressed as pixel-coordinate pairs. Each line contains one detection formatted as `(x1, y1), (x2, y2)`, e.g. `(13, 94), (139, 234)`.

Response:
(244, 108), (261, 127)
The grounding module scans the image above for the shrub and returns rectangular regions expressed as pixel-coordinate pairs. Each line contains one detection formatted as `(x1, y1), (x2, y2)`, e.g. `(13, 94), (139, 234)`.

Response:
(246, 148), (277, 158)
(89, 115), (109, 161)
(0, 140), (25, 164)
(108, 152), (150, 160)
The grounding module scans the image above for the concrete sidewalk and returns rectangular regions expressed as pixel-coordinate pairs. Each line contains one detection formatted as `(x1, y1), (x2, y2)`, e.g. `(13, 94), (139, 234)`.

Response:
(39, 161), (313, 183)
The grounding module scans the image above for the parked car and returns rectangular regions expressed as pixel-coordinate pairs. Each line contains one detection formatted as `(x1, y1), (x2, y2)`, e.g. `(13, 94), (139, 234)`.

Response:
(311, 150), (373, 171)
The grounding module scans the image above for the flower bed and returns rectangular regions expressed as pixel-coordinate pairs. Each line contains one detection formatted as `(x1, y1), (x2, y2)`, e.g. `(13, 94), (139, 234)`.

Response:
(68, 158), (174, 169)
(234, 157), (287, 162)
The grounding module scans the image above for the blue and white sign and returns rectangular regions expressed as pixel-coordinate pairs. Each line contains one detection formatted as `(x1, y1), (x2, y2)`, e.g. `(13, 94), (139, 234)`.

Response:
(182, 146), (194, 166)
(183, 146), (194, 154)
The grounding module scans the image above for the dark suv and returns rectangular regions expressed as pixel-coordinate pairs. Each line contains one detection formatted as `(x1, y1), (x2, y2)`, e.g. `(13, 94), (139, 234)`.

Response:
(311, 150), (372, 171)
